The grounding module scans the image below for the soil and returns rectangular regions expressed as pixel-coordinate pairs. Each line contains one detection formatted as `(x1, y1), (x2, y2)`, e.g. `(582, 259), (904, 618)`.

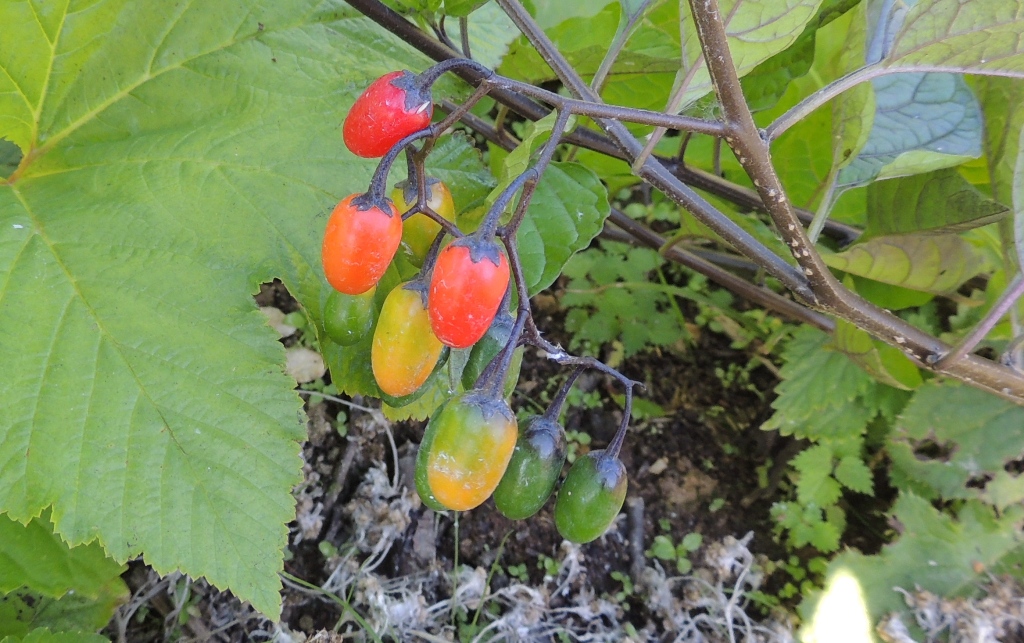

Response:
(104, 278), (866, 642)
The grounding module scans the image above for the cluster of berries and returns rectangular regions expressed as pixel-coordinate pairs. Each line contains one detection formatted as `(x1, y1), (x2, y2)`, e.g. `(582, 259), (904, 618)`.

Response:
(320, 68), (630, 543)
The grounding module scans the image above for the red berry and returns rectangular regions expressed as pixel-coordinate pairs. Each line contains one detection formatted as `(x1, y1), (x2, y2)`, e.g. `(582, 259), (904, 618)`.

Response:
(428, 238), (510, 349)
(322, 194), (402, 295)
(343, 71), (433, 158)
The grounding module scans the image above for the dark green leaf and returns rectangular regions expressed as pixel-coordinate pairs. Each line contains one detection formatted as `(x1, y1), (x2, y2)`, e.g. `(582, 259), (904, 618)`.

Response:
(801, 494), (1024, 634)
(0, 512), (126, 599)
(0, 513), (125, 638)
(517, 161), (609, 296)
(0, 139), (20, 180)
(0, 592), (119, 640)
(0, 630), (108, 643)
(865, 168), (1007, 237)
(889, 380), (1024, 505)
(762, 328), (878, 440)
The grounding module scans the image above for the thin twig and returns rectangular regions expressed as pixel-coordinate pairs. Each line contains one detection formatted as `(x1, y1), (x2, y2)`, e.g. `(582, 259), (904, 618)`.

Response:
(686, 0), (1024, 401)
(493, 0), (814, 302)
(459, 16), (471, 59)
(936, 273), (1024, 368)
(590, 0), (654, 93)
(441, 81), (834, 331)
(344, 0), (1024, 403)
(764, 65), (883, 142)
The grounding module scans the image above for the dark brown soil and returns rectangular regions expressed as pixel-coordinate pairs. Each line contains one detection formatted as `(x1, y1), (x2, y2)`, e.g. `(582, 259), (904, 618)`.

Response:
(107, 278), (868, 641)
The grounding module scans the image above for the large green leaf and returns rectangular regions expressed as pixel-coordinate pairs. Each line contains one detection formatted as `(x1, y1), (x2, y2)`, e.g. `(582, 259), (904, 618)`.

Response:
(821, 234), (986, 293)
(885, 0), (1024, 76)
(864, 168), (1008, 237)
(889, 380), (1024, 507)
(837, 73), (983, 188)
(675, 0), (825, 110)
(0, 0), (441, 618)
(801, 494), (1024, 641)
(740, 0), (860, 113)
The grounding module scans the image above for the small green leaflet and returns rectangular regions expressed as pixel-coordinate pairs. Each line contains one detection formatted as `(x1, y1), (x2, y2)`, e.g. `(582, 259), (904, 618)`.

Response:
(761, 327), (876, 440)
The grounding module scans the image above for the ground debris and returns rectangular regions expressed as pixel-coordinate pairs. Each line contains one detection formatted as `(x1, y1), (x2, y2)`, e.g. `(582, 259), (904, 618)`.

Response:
(879, 576), (1024, 643)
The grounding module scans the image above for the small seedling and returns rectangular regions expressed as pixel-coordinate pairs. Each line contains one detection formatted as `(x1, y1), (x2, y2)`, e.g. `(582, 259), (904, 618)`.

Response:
(609, 570), (634, 604)
(507, 563), (529, 583)
(647, 532), (703, 574)
(564, 429), (592, 464)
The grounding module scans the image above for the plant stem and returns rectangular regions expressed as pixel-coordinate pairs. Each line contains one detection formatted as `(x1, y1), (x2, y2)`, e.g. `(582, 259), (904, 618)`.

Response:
(417, 57), (727, 136)
(764, 65), (883, 142)
(480, 169), (538, 238)
(445, 101), (835, 331)
(936, 273), (1024, 368)
(605, 383), (633, 460)
(544, 367), (583, 422)
(494, 0), (814, 302)
(365, 127), (436, 202)
(459, 16), (471, 58)
(590, 0), (653, 93)
(689, 0), (1024, 400)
